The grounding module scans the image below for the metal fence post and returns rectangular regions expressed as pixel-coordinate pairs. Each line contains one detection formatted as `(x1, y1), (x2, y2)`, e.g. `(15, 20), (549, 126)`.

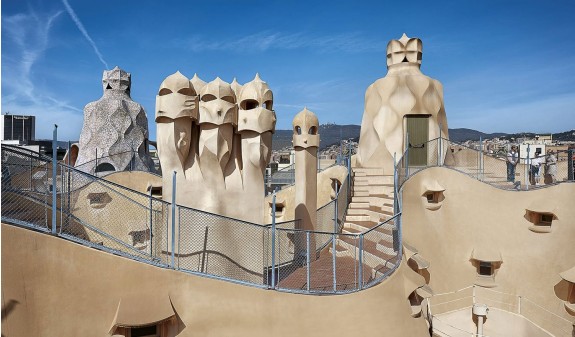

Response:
(95, 148), (98, 173)
(568, 149), (574, 181)
(438, 127), (442, 166)
(51, 124), (58, 234)
(171, 171), (177, 269)
(405, 133), (410, 178)
(358, 234), (364, 290)
(271, 193), (277, 289)
(334, 184), (339, 233)
(393, 152), (398, 215)
(29, 154), (33, 190)
(525, 145), (530, 191)
(149, 188), (153, 259)
(333, 183), (339, 293)
(332, 233), (337, 292)
(347, 150), (351, 205)
(306, 231), (310, 293)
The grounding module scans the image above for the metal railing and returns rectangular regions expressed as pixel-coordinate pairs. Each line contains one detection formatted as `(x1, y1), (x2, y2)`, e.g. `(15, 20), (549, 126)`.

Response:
(1, 136), (404, 295)
(397, 137), (574, 190)
(428, 285), (574, 336)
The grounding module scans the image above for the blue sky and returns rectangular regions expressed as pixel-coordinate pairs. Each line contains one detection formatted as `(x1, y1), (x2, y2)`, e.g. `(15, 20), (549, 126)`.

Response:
(2, 0), (575, 141)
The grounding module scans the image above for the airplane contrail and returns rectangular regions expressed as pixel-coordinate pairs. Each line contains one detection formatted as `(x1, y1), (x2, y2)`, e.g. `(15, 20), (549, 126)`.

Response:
(61, 0), (109, 69)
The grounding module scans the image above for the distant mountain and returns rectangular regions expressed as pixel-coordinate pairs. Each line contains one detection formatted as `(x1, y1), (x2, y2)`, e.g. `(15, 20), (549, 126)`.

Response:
(448, 128), (508, 143)
(272, 124), (361, 150)
(272, 125), (575, 150)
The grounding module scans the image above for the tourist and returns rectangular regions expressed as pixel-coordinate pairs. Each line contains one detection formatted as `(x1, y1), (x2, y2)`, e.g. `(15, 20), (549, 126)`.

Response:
(530, 153), (543, 185)
(506, 145), (519, 182)
(545, 150), (557, 184)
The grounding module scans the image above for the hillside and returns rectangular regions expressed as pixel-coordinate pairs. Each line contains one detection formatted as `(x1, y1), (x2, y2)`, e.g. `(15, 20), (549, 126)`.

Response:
(272, 125), (575, 150)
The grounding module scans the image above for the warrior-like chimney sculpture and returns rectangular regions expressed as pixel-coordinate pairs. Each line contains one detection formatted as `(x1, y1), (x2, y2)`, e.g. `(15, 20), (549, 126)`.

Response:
(356, 33), (449, 173)
(75, 66), (155, 174)
(293, 108), (319, 234)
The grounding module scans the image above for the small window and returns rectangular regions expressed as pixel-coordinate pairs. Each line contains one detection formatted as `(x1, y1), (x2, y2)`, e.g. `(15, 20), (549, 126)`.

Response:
(129, 229), (150, 247)
(294, 126), (302, 135)
(87, 192), (112, 208)
(479, 261), (493, 276)
(568, 283), (575, 304)
(527, 210), (555, 233)
(275, 204), (284, 216)
(149, 186), (162, 198)
(422, 189), (444, 210)
(540, 214), (553, 224)
(131, 325), (157, 337)
(408, 291), (423, 318)
(308, 126), (317, 135)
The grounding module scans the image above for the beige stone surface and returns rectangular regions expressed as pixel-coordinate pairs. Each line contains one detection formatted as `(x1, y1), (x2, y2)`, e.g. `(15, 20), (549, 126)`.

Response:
(356, 34), (448, 173)
(434, 307), (552, 337)
(1, 223), (428, 336)
(401, 167), (575, 328)
(293, 108), (319, 233)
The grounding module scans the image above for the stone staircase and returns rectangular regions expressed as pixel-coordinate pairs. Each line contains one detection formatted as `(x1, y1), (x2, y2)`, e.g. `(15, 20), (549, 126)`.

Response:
(329, 167), (399, 281)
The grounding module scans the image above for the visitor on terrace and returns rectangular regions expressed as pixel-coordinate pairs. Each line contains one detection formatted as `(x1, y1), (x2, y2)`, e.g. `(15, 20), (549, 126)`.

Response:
(530, 152), (543, 186)
(545, 150), (557, 184)
(506, 145), (519, 183)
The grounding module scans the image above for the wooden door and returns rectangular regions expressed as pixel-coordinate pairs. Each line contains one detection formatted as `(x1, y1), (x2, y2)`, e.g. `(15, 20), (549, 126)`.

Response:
(406, 116), (429, 166)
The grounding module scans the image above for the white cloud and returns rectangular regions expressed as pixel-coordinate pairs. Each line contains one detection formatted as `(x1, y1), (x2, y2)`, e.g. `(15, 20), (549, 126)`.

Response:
(2, 9), (84, 140)
(61, 0), (109, 69)
(177, 31), (387, 53)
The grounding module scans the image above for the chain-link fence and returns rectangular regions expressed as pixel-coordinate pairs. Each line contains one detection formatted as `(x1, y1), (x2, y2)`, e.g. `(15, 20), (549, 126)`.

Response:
(2, 143), (404, 294)
(177, 205), (269, 286)
(1, 144), (169, 265)
(397, 138), (575, 190)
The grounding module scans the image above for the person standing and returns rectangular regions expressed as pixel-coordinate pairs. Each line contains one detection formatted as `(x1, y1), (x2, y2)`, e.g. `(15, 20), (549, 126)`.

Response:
(507, 145), (519, 182)
(545, 150), (557, 183)
(531, 153), (543, 185)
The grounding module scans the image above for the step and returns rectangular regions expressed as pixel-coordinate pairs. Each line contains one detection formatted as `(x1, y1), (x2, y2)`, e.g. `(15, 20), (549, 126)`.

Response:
(355, 175), (394, 184)
(344, 222), (373, 232)
(353, 185), (395, 196)
(345, 215), (371, 222)
(376, 238), (395, 253)
(348, 202), (370, 210)
(347, 208), (386, 223)
(354, 179), (394, 187)
(353, 191), (370, 197)
(352, 168), (386, 176)
(343, 222), (395, 236)
(342, 226), (363, 235)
